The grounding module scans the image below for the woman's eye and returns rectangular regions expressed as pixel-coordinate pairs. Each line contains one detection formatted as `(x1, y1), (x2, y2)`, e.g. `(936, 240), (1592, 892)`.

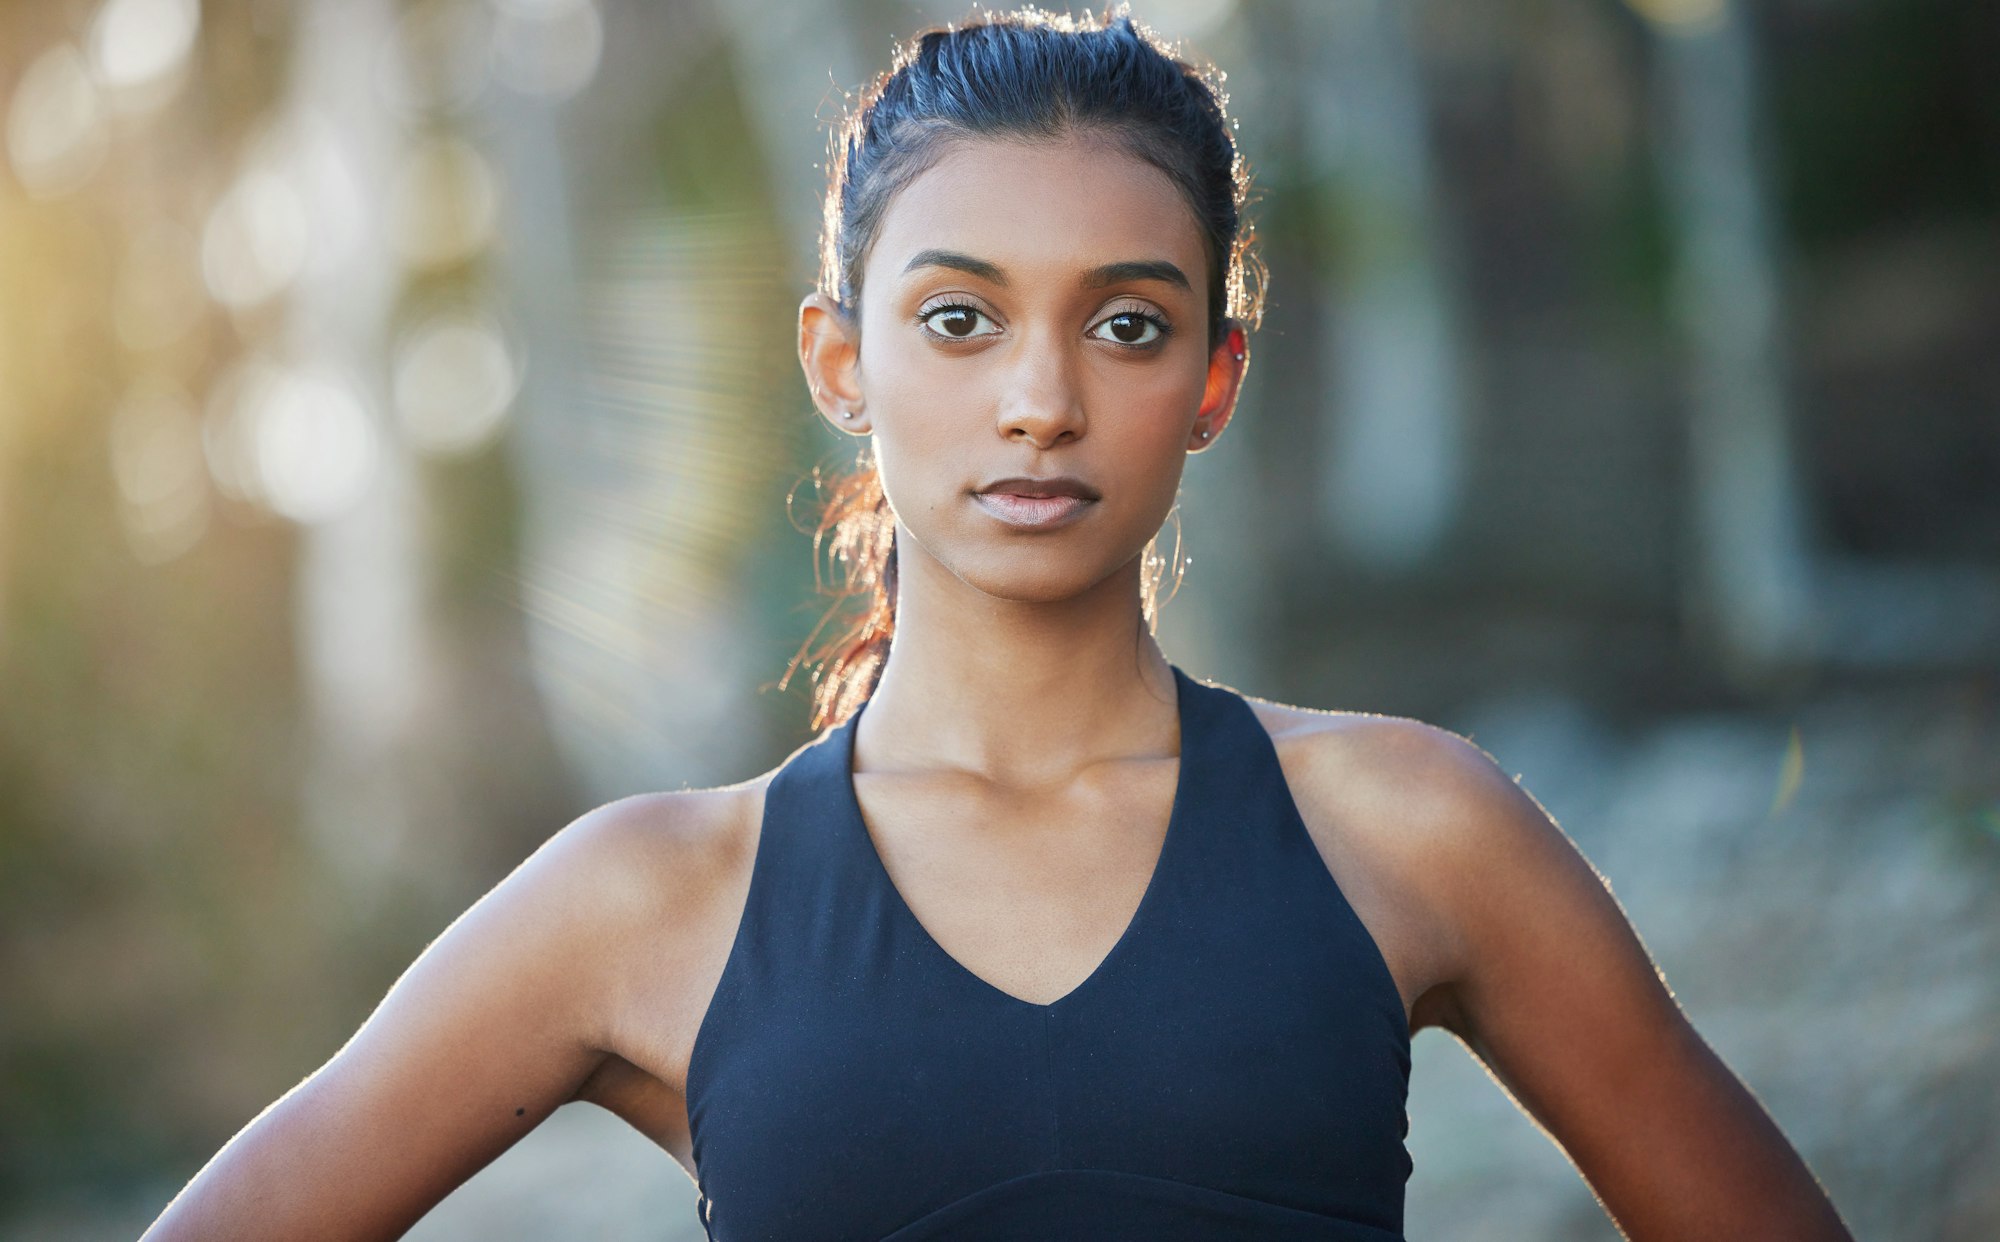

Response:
(1090, 310), (1167, 347)
(918, 304), (999, 340)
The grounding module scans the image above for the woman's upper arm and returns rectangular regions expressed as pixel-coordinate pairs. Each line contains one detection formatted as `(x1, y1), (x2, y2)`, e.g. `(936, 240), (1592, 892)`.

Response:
(1382, 722), (1854, 1242)
(141, 793), (695, 1242)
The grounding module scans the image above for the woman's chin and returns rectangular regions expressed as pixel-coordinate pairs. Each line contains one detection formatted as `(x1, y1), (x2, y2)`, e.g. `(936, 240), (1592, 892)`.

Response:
(941, 547), (1140, 607)
(893, 514), (1151, 606)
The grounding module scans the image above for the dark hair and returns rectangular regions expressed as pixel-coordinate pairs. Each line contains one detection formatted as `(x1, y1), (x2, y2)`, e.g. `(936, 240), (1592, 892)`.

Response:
(780, 4), (1266, 731)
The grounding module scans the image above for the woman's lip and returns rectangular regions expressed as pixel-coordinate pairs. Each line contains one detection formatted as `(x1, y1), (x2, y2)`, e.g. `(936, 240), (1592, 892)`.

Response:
(972, 491), (1095, 529)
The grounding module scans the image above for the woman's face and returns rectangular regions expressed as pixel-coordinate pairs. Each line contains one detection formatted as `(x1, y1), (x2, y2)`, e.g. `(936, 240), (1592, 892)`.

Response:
(804, 131), (1247, 607)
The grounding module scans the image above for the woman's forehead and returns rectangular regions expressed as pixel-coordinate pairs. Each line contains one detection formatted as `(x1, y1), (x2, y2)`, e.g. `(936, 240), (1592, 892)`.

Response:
(867, 134), (1207, 290)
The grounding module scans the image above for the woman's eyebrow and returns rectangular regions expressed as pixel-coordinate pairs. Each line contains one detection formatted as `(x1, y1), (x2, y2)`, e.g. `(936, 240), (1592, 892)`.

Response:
(1080, 259), (1190, 291)
(903, 249), (1008, 284)
(901, 249), (1190, 292)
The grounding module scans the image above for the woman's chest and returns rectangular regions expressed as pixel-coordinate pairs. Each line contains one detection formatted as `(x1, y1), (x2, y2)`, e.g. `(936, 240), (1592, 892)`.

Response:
(648, 678), (1437, 1237)
(684, 903), (1413, 1241)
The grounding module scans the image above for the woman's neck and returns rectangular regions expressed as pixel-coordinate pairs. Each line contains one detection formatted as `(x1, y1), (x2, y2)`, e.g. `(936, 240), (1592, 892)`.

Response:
(857, 546), (1181, 787)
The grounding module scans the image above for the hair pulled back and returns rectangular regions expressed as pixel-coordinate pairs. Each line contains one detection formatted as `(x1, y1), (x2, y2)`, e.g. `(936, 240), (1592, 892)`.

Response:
(781, 4), (1265, 731)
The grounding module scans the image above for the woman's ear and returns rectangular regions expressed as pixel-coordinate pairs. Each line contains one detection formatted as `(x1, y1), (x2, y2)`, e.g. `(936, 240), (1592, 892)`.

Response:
(800, 292), (868, 435)
(1189, 318), (1249, 451)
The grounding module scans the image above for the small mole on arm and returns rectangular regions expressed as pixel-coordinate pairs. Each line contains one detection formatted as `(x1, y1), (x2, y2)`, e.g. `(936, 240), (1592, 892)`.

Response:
(515, 1107), (526, 1117)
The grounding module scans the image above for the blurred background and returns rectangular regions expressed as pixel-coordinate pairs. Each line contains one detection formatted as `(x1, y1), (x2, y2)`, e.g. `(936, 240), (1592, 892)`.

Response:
(2, 0), (1995, 1237)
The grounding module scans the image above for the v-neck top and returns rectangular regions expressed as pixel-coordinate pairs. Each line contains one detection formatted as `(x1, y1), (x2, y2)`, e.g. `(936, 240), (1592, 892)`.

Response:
(684, 665), (1413, 1240)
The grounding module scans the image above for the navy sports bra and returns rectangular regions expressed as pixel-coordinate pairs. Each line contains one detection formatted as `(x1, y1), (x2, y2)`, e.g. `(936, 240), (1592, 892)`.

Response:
(684, 665), (1413, 1240)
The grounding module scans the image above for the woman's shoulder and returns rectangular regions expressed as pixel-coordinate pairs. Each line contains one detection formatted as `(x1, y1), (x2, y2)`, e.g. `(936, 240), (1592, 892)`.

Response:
(1235, 689), (1514, 826)
(533, 722), (855, 930)
(1234, 688), (1564, 1026)
(534, 771), (777, 926)
(1237, 688), (1557, 884)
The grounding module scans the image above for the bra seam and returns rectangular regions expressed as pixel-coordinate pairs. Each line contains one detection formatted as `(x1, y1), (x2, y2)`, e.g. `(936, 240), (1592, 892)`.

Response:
(884, 1165), (1403, 1236)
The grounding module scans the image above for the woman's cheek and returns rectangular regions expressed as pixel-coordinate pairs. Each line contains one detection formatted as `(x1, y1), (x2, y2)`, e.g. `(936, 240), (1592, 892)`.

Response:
(890, 384), (981, 489)
(869, 410), (960, 524)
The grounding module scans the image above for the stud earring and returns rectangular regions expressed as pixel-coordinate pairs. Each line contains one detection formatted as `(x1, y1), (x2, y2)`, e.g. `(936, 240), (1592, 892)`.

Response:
(1198, 428), (1211, 440)
(841, 410), (856, 420)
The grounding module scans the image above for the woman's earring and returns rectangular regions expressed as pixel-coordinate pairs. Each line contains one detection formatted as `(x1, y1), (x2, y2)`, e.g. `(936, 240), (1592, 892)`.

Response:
(814, 383), (857, 421)
(1197, 428), (1211, 440)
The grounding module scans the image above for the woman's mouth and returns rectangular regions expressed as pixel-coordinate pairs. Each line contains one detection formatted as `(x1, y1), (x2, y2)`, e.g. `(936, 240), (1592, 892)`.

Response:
(972, 491), (1096, 529)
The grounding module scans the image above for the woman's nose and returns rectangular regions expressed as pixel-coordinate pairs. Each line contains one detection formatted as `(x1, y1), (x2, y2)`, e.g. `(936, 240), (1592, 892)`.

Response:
(996, 341), (1086, 448)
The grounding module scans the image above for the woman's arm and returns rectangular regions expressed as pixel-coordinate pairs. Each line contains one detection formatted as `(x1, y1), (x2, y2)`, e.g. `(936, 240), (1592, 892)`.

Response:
(140, 794), (697, 1242)
(1382, 722), (1854, 1241)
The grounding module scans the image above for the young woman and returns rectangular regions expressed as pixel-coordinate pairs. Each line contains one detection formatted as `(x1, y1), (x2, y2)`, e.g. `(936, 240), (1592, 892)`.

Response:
(145, 9), (1855, 1241)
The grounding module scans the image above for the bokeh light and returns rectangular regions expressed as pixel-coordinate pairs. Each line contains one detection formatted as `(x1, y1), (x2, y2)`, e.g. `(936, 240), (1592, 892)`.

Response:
(88, 0), (202, 113)
(201, 165), (310, 309)
(389, 134), (500, 271)
(392, 309), (521, 456)
(7, 43), (109, 198)
(249, 364), (381, 525)
(200, 355), (381, 523)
